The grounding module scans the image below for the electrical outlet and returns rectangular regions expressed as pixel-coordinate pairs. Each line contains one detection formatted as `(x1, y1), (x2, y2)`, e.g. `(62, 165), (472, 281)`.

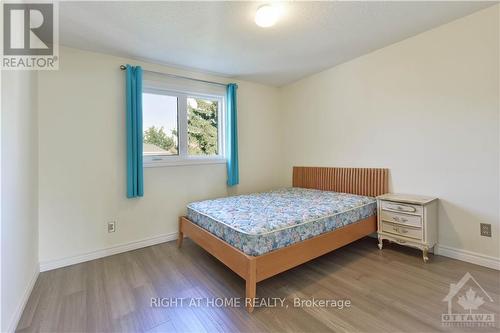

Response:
(108, 221), (116, 233)
(480, 223), (491, 237)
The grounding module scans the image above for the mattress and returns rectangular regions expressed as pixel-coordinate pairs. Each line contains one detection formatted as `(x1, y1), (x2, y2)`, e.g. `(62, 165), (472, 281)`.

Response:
(186, 187), (376, 256)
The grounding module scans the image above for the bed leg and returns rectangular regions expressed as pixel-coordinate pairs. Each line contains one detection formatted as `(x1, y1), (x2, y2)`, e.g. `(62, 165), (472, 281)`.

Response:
(245, 258), (256, 313)
(177, 217), (184, 248)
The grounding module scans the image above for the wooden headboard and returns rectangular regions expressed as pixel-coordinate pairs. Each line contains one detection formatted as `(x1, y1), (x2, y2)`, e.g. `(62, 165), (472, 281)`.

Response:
(293, 166), (389, 197)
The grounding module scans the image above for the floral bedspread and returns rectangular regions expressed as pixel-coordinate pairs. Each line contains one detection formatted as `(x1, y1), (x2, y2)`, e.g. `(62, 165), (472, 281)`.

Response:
(187, 188), (376, 256)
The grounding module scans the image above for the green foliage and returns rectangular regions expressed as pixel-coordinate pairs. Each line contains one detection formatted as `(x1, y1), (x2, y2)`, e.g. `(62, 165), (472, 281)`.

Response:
(143, 126), (177, 153)
(188, 99), (218, 155)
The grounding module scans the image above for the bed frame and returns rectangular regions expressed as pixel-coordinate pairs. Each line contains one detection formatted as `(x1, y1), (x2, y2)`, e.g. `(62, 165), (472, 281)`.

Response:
(178, 166), (389, 312)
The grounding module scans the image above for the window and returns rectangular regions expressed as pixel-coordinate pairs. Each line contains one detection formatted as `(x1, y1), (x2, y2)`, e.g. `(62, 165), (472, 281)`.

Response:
(187, 97), (220, 156)
(143, 92), (179, 156)
(142, 88), (225, 167)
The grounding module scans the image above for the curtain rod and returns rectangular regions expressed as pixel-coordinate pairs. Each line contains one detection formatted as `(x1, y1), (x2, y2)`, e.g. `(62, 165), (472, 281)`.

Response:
(119, 65), (228, 87)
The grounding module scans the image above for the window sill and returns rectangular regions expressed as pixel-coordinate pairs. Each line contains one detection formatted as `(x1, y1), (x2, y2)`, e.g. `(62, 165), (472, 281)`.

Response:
(143, 157), (226, 168)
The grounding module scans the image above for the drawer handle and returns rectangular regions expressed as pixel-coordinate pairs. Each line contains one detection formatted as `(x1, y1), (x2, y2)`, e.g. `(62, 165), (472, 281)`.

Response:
(391, 226), (408, 234)
(396, 205), (416, 213)
(393, 216), (409, 223)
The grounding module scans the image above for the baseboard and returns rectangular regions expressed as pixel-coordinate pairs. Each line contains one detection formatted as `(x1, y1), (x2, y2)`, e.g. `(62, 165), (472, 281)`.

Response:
(39, 232), (178, 272)
(370, 234), (497, 269)
(6, 266), (39, 333)
(434, 244), (500, 270)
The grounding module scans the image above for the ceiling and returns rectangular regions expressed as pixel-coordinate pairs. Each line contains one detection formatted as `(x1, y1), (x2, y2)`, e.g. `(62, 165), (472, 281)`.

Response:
(59, 1), (494, 86)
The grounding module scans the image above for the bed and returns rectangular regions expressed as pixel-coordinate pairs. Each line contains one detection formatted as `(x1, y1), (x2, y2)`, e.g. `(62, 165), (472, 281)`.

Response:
(178, 166), (389, 312)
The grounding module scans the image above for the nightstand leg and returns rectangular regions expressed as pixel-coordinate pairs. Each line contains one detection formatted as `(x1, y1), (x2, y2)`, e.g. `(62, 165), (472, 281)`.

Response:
(378, 236), (383, 250)
(422, 247), (429, 263)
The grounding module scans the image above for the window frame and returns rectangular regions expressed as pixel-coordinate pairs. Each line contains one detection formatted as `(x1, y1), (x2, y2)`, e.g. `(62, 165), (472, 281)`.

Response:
(142, 87), (226, 168)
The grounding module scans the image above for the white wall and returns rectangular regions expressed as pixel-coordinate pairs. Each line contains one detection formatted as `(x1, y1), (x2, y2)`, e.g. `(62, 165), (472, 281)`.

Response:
(1, 71), (39, 332)
(38, 47), (287, 264)
(279, 6), (499, 258)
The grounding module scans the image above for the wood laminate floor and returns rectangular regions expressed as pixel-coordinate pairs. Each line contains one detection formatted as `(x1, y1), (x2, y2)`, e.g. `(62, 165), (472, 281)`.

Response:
(17, 237), (500, 333)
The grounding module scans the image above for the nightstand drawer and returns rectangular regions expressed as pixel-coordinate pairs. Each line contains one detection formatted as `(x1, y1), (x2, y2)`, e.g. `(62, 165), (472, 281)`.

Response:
(381, 201), (422, 215)
(381, 221), (422, 240)
(380, 210), (422, 227)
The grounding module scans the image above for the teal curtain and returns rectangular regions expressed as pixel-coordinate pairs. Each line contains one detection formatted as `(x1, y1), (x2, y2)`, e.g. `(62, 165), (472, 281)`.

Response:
(126, 65), (144, 198)
(226, 83), (239, 186)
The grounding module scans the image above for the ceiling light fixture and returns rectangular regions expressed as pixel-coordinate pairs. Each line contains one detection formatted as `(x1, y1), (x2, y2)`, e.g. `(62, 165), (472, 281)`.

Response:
(255, 5), (280, 28)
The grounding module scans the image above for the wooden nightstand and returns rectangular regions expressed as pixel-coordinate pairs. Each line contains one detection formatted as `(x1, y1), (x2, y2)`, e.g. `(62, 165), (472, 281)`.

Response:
(377, 193), (438, 262)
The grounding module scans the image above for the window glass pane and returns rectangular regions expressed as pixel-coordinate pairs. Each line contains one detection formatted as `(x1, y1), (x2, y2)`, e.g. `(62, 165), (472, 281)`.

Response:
(142, 93), (178, 155)
(187, 97), (219, 156)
